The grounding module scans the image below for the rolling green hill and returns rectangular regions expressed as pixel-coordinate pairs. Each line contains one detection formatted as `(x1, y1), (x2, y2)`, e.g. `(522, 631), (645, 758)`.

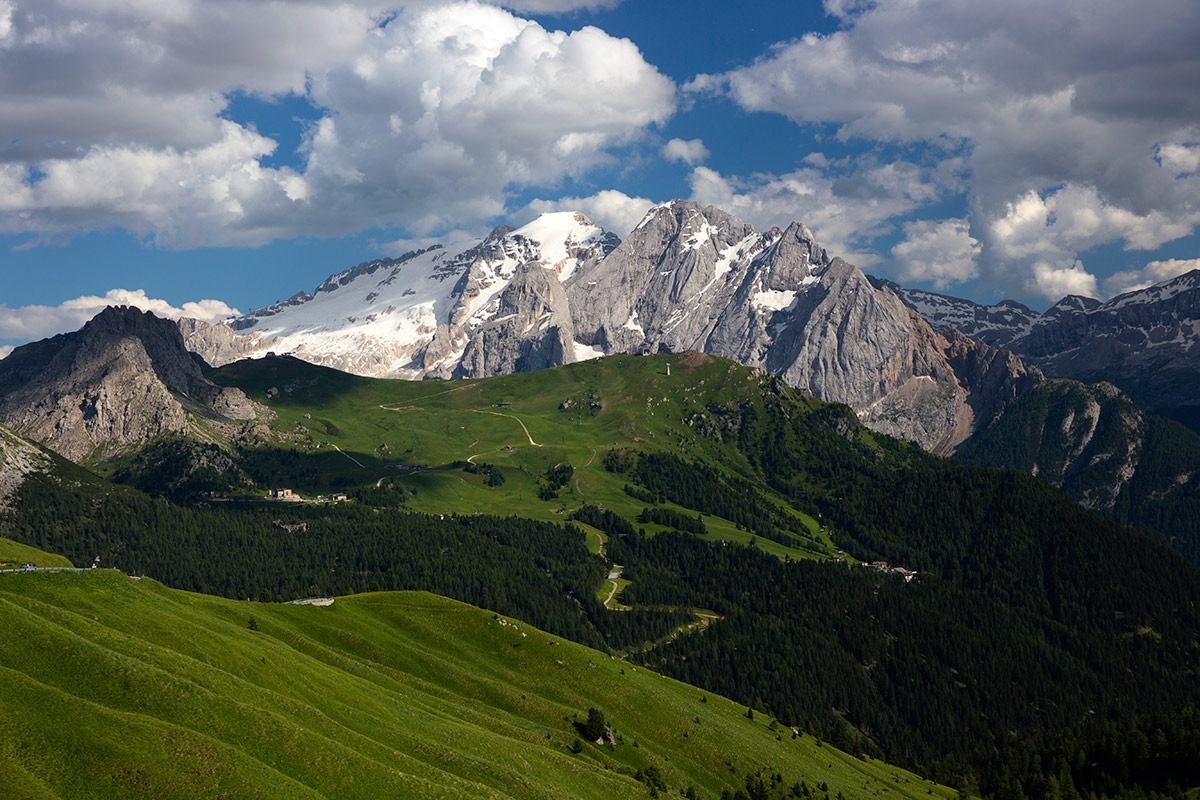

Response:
(0, 537), (72, 569)
(0, 567), (953, 800)
(6, 352), (1200, 778)
(202, 352), (837, 560)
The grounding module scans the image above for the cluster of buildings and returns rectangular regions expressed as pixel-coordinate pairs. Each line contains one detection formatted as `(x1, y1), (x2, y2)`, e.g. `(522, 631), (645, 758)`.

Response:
(271, 489), (348, 503)
(864, 560), (918, 582)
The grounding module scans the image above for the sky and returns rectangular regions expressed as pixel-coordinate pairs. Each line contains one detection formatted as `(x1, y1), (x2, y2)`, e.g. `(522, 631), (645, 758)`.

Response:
(2, 0), (1199, 353)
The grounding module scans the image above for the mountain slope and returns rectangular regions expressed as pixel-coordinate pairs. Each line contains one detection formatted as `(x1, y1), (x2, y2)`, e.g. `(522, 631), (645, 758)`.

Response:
(0, 568), (952, 800)
(883, 271), (1200, 422)
(185, 202), (1038, 452)
(186, 212), (617, 380)
(957, 379), (1200, 564)
(0, 306), (266, 461)
(0, 423), (53, 509)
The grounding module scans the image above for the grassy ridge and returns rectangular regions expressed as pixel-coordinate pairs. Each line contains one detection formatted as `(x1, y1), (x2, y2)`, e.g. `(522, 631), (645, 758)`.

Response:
(0, 569), (953, 800)
(208, 354), (835, 560)
(0, 537), (72, 569)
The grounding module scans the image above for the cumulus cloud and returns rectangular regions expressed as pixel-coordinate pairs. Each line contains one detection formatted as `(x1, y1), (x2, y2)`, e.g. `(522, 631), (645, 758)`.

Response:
(518, 189), (655, 236)
(890, 218), (980, 289)
(0, 0), (673, 246)
(1029, 262), (1100, 301)
(0, 290), (240, 342)
(1103, 258), (1200, 298)
(696, 0), (1200, 296)
(662, 138), (710, 165)
(686, 154), (964, 266)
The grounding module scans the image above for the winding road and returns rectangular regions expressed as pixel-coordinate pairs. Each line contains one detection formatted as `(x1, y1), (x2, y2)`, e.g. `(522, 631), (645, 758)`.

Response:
(471, 410), (542, 446)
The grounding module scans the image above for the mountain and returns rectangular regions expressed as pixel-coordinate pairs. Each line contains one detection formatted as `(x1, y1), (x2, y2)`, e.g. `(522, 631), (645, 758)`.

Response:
(0, 306), (267, 461)
(0, 568), (949, 800)
(185, 201), (1039, 453)
(185, 211), (618, 380)
(880, 271), (1200, 423)
(956, 379), (1200, 564)
(9, 350), (1200, 770)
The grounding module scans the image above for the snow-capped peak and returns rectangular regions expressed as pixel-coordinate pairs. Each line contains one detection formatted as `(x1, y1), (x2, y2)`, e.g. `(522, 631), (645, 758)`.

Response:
(508, 211), (609, 281)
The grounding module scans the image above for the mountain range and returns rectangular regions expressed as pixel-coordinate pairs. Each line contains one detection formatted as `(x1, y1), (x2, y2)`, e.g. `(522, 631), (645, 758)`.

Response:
(878, 271), (1200, 425)
(184, 201), (1039, 454)
(2, 196), (1200, 797)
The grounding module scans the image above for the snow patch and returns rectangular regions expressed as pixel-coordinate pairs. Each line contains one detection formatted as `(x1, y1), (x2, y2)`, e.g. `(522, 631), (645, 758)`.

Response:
(753, 289), (797, 312)
(573, 341), (606, 361)
(622, 310), (645, 335)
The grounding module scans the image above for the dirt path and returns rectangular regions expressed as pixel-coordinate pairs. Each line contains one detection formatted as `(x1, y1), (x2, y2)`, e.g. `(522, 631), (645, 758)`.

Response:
(331, 443), (365, 468)
(602, 567), (624, 610)
(471, 410), (542, 446)
(583, 447), (597, 467)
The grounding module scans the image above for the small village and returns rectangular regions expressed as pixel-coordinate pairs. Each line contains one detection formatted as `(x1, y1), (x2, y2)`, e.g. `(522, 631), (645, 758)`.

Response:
(863, 561), (918, 582)
(270, 488), (348, 503)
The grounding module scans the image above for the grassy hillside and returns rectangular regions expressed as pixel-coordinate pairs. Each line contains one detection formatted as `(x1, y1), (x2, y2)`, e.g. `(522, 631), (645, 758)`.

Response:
(205, 353), (836, 561)
(0, 569), (953, 800)
(10, 352), (1200, 774)
(0, 537), (72, 569)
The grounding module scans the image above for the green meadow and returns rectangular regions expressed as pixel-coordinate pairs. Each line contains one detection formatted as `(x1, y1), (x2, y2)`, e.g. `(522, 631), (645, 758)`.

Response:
(208, 353), (837, 562)
(0, 567), (954, 800)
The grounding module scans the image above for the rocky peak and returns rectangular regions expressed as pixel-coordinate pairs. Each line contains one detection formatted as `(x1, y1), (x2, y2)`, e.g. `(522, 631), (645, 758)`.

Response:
(0, 306), (263, 461)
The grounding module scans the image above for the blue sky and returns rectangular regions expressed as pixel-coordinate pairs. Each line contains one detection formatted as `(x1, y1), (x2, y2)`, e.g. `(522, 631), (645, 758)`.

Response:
(2, 0), (1199, 349)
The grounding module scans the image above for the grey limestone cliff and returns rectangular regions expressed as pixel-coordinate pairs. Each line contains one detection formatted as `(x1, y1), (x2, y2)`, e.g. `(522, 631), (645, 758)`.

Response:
(887, 271), (1200, 422)
(565, 201), (1039, 452)
(0, 306), (264, 461)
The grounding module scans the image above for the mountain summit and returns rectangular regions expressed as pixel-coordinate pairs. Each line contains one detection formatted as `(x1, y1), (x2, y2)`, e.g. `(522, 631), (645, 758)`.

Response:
(184, 201), (1039, 452)
(0, 306), (262, 461)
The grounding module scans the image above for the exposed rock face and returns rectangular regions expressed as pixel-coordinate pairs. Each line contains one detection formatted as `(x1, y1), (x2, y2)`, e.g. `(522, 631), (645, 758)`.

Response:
(0, 423), (51, 509)
(176, 317), (265, 367)
(454, 261), (576, 379)
(0, 306), (263, 461)
(884, 271), (1200, 419)
(567, 201), (1039, 453)
(183, 201), (1039, 451)
(957, 380), (1149, 512)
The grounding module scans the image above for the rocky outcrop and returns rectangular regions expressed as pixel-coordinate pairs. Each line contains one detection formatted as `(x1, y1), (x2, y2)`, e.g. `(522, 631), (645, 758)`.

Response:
(0, 423), (52, 509)
(0, 306), (264, 461)
(957, 380), (1149, 512)
(453, 261), (576, 379)
(886, 271), (1200, 421)
(177, 317), (268, 367)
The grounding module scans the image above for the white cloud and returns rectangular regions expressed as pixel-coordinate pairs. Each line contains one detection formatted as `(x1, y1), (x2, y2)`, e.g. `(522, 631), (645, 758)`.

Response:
(0, 290), (240, 342)
(662, 138), (709, 165)
(685, 155), (963, 266)
(698, 0), (1200, 297)
(1103, 258), (1200, 297)
(890, 218), (980, 289)
(1157, 143), (1200, 176)
(982, 185), (1200, 297)
(1028, 261), (1100, 301)
(518, 189), (655, 237)
(0, 345), (13, 360)
(0, 1), (674, 246)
